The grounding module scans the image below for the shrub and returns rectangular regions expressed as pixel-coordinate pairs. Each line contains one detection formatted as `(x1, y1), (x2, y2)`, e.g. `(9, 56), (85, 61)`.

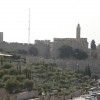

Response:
(24, 79), (34, 90)
(9, 68), (17, 75)
(2, 75), (12, 82)
(5, 78), (19, 94)
(2, 63), (14, 69)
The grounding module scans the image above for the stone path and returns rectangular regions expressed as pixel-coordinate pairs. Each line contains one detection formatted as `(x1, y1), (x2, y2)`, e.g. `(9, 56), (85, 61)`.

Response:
(73, 96), (85, 100)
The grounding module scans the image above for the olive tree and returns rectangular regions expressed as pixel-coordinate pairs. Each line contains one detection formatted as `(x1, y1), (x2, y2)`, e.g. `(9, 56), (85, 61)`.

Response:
(59, 45), (73, 58)
(29, 46), (38, 56)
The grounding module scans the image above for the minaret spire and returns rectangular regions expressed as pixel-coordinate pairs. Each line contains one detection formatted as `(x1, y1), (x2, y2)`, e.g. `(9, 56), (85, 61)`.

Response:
(28, 8), (30, 44)
(76, 23), (81, 39)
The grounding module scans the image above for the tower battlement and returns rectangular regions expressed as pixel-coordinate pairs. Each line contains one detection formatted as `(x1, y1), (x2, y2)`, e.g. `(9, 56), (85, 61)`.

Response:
(0, 32), (3, 42)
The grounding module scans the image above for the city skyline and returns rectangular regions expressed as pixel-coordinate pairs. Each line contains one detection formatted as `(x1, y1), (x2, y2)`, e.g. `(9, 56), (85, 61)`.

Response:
(0, 0), (100, 46)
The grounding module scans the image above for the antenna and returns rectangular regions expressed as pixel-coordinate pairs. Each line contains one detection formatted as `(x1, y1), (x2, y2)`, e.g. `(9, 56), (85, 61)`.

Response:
(28, 8), (30, 44)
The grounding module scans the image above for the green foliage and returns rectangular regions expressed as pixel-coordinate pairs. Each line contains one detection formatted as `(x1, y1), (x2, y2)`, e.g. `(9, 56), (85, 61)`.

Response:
(11, 54), (21, 60)
(16, 75), (26, 82)
(2, 63), (14, 69)
(59, 45), (88, 59)
(84, 65), (91, 77)
(97, 44), (100, 49)
(59, 45), (73, 58)
(0, 61), (96, 96)
(92, 73), (99, 80)
(5, 78), (20, 94)
(91, 40), (96, 50)
(22, 68), (31, 79)
(9, 68), (17, 75)
(17, 49), (27, 55)
(2, 75), (15, 82)
(2, 69), (9, 75)
(29, 46), (38, 56)
(0, 70), (4, 78)
(24, 79), (34, 90)
(0, 82), (4, 88)
(74, 49), (88, 60)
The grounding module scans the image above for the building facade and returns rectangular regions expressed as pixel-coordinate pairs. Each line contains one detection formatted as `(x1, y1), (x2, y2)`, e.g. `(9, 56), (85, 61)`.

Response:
(0, 24), (88, 58)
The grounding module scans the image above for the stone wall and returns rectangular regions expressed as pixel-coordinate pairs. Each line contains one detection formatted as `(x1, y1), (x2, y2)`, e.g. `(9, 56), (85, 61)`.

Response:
(51, 38), (88, 58)
(0, 37), (88, 59)
(10, 90), (38, 100)
(0, 88), (5, 100)
(55, 59), (100, 75)
(0, 41), (33, 51)
(28, 57), (100, 74)
(35, 40), (50, 58)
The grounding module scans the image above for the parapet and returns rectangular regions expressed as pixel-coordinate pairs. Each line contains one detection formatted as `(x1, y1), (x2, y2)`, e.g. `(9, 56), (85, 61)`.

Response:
(35, 40), (50, 45)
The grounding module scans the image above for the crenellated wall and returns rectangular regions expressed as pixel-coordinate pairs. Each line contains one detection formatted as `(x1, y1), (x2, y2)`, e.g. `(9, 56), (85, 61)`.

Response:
(0, 37), (88, 58)
(0, 41), (34, 51)
(51, 38), (88, 58)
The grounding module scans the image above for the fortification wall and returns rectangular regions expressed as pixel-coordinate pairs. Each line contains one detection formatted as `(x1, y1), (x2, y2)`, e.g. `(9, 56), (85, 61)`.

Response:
(29, 57), (100, 75)
(55, 59), (100, 74)
(35, 43), (50, 58)
(0, 41), (34, 51)
(0, 37), (88, 59)
(34, 40), (51, 58)
(51, 38), (88, 58)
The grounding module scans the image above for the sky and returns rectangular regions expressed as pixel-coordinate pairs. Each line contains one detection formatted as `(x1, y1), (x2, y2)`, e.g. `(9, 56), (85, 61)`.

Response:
(0, 0), (100, 46)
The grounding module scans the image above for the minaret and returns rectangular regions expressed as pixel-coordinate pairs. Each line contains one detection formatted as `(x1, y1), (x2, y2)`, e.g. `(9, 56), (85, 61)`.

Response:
(76, 24), (81, 39)
(28, 8), (30, 44)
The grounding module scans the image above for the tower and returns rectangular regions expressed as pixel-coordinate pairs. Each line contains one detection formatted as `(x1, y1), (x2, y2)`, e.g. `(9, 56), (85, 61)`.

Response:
(28, 8), (30, 44)
(0, 32), (3, 42)
(76, 24), (81, 39)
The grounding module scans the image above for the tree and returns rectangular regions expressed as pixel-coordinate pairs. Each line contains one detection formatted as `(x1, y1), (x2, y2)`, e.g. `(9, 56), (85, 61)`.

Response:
(97, 44), (100, 49)
(91, 40), (97, 58)
(16, 75), (26, 82)
(5, 78), (20, 94)
(22, 69), (31, 79)
(84, 64), (91, 77)
(11, 54), (21, 60)
(24, 79), (34, 90)
(9, 68), (17, 75)
(59, 45), (73, 58)
(17, 49), (27, 55)
(74, 49), (88, 60)
(91, 40), (96, 50)
(2, 75), (15, 82)
(29, 46), (38, 56)
(2, 63), (14, 69)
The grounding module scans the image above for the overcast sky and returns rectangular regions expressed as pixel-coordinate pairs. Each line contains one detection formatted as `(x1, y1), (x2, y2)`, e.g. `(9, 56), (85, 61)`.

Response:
(0, 0), (100, 46)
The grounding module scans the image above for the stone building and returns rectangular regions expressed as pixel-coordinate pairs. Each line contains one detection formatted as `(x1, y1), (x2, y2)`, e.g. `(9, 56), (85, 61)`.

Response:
(0, 24), (88, 58)
(50, 24), (88, 58)
(0, 32), (3, 42)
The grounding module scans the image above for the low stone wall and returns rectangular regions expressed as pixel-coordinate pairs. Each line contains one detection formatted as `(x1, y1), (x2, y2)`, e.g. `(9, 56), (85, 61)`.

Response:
(0, 88), (5, 100)
(10, 90), (38, 100)
(0, 88), (82, 100)
(41, 90), (81, 100)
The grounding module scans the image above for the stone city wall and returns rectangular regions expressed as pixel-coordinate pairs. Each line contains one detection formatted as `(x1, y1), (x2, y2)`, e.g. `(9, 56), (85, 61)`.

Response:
(51, 38), (88, 58)
(29, 57), (100, 74)
(0, 42), (33, 51)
